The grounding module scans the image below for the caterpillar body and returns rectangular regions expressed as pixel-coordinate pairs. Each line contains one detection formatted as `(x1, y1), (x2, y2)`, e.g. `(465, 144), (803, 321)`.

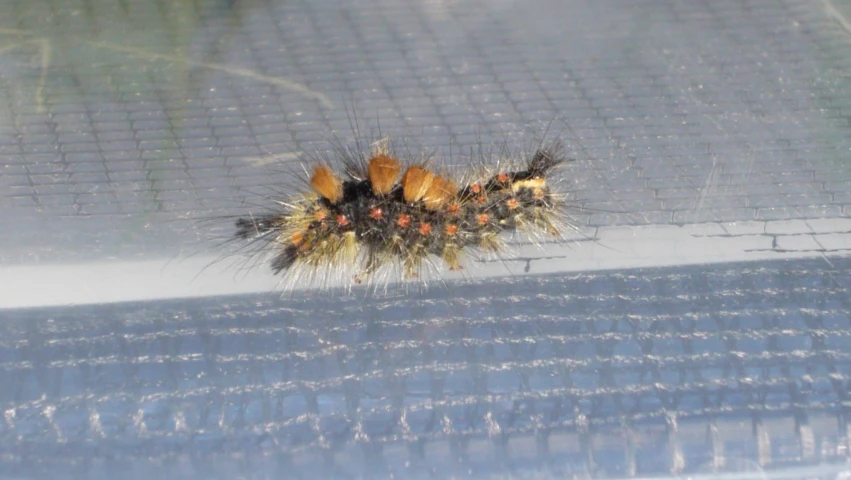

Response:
(233, 138), (571, 287)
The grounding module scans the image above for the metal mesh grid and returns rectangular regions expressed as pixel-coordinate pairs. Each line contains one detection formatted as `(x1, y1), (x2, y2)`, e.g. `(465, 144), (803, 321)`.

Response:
(2, 257), (851, 478)
(1, 0), (850, 263)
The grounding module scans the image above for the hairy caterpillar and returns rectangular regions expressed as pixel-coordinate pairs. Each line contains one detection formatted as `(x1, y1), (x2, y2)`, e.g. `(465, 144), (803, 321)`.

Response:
(231, 136), (571, 289)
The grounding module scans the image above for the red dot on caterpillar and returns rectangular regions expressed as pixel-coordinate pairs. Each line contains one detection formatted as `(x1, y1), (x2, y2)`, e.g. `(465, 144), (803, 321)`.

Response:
(397, 214), (411, 228)
(369, 207), (384, 220)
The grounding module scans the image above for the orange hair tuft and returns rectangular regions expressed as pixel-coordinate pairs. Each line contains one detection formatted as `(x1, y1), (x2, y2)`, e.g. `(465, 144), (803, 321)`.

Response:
(367, 154), (402, 196)
(401, 166), (435, 203)
(422, 175), (456, 210)
(310, 166), (343, 204)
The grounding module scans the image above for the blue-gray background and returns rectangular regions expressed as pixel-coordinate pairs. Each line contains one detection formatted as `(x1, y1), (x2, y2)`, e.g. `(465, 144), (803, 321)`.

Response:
(1, 0), (851, 478)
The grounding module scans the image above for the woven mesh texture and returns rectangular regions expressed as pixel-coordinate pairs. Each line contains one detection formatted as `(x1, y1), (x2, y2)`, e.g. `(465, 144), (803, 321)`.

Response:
(2, 257), (850, 478)
(1, 0), (851, 262)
